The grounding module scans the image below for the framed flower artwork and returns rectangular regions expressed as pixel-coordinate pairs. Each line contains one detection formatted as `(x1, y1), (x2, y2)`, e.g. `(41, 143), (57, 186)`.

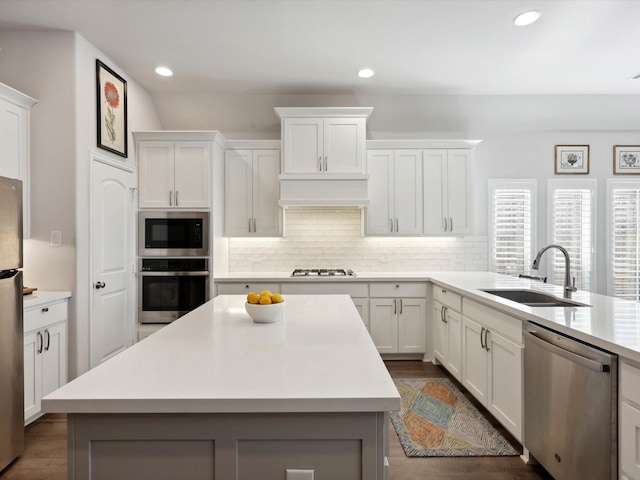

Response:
(613, 145), (640, 174)
(96, 59), (128, 158)
(554, 145), (589, 174)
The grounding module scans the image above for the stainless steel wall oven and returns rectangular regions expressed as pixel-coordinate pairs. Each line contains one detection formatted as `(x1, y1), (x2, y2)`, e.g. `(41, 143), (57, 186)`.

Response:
(138, 211), (209, 257)
(138, 258), (209, 324)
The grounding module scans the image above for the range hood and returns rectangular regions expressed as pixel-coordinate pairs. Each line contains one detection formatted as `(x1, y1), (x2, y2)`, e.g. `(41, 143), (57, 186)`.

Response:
(278, 173), (369, 207)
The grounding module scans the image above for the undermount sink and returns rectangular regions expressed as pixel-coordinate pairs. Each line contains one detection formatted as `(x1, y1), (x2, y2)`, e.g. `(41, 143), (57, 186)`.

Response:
(480, 289), (590, 308)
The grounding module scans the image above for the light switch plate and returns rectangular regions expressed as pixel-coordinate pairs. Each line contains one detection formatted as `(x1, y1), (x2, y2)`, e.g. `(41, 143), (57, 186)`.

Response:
(50, 230), (62, 247)
(285, 469), (314, 480)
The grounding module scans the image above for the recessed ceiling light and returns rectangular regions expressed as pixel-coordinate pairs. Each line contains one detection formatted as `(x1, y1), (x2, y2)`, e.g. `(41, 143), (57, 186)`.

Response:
(155, 66), (173, 77)
(358, 68), (374, 79)
(513, 10), (541, 26)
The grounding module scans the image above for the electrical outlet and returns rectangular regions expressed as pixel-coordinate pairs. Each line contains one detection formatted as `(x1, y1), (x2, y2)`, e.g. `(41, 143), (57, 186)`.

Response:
(50, 230), (62, 247)
(285, 469), (314, 480)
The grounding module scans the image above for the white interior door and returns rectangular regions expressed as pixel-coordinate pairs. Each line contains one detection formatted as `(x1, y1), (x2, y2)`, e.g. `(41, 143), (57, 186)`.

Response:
(90, 155), (135, 368)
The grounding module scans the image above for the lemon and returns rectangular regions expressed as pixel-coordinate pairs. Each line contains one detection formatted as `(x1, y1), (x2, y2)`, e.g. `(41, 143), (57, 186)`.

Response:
(259, 294), (273, 305)
(259, 290), (273, 298)
(271, 293), (284, 304)
(247, 292), (260, 304)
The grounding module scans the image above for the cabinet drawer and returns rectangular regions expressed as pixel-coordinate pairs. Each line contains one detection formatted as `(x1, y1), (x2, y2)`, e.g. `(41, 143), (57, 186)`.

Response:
(281, 282), (368, 298)
(621, 361), (640, 405)
(24, 301), (67, 333)
(216, 283), (280, 295)
(433, 285), (461, 312)
(462, 298), (523, 344)
(370, 283), (427, 298)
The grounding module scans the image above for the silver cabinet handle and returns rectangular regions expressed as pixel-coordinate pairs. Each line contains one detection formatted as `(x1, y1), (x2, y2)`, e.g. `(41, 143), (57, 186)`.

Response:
(395, 218), (399, 232)
(324, 156), (327, 172)
(480, 327), (485, 349)
(37, 331), (43, 354)
(318, 156), (322, 172)
(44, 329), (51, 351)
(399, 299), (403, 314)
(441, 305), (448, 323)
(484, 328), (490, 351)
(249, 219), (252, 232)
(393, 299), (397, 314)
(169, 191), (173, 206)
(390, 219), (393, 232)
(449, 218), (453, 232)
(95, 281), (106, 289)
(443, 218), (448, 232)
(41, 307), (49, 313)
(175, 191), (179, 206)
(253, 218), (257, 233)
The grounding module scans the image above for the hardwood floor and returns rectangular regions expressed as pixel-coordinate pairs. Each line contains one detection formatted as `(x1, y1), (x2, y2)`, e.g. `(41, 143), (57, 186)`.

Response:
(0, 361), (552, 480)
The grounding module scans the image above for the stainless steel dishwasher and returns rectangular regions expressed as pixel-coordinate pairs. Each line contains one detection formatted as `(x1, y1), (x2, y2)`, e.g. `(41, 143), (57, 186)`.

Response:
(524, 322), (617, 480)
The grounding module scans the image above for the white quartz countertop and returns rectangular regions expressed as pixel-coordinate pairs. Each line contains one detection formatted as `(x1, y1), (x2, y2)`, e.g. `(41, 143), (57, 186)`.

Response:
(23, 290), (72, 309)
(218, 271), (640, 363)
(42, 294), (401, 414)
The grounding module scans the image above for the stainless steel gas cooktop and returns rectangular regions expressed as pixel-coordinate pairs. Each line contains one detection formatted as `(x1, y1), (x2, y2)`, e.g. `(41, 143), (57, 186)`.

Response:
(291, 268), (356, 277)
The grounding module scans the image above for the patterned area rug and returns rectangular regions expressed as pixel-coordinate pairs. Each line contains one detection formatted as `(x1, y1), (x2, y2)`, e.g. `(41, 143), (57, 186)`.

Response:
(390, 378), (519, 457)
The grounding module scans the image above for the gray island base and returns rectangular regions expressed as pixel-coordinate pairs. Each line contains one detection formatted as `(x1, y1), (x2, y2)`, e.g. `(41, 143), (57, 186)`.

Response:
(44, 295), (400, 480)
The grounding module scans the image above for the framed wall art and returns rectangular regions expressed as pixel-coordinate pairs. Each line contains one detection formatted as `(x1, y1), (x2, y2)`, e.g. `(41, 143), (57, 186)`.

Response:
(96, 59), (128, 158)
(613, 145), (640, 174)
(555, 145), (589, 174)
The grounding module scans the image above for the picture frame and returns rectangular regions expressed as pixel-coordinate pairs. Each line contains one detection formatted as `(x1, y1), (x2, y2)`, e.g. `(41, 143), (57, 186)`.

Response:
(613, 145), (640, 174)
(96, 59), (128, 158)
(554, 145), (589, 174)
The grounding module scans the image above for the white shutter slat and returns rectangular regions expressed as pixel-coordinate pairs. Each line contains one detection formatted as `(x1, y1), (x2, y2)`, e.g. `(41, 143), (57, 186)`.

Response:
(611, 187), (640, 301)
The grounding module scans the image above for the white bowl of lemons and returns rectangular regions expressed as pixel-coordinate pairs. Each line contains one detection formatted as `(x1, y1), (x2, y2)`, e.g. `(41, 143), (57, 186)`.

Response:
(245, 290), (285, 323)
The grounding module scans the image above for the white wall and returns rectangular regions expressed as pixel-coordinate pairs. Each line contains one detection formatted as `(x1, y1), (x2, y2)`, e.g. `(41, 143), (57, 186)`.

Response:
(0, 29), (161, 377)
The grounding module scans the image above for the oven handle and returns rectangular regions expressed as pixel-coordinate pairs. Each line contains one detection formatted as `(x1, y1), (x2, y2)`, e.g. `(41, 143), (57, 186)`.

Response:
(140, 271), (210, 277)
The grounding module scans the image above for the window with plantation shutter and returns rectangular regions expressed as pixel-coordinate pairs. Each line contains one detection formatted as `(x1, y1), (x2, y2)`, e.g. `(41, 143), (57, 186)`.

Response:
(489, 180), (536, 276)
(607, 180), (640, 300)
(548, 180), (596, 292)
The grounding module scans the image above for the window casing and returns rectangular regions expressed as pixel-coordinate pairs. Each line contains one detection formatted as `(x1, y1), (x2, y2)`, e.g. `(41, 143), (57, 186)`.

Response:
(489, 180), (536, 276)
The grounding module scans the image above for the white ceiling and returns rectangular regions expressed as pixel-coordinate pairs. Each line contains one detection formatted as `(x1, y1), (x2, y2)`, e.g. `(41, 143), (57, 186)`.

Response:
(1, 0), (640, 97)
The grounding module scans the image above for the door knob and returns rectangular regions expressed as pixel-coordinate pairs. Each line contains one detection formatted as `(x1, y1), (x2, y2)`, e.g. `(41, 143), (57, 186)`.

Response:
(95, 281), (106, 289)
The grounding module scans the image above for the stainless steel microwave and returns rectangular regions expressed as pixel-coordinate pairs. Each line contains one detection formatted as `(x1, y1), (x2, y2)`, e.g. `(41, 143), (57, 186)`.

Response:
(138, 211), (209, 257)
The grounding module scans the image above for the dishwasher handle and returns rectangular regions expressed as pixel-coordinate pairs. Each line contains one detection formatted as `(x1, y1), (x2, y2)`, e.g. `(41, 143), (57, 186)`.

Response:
(525, 330), (609, 373)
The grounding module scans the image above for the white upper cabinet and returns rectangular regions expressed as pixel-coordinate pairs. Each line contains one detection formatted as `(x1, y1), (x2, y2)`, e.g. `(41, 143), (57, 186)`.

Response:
(423, 149), (473, 235)
(0, 82), (37, 237)
(366, 149), (423, 235)
(225, 144), (282, 237)
(276, 107), (372, 175)
(135, 132), (217, 209)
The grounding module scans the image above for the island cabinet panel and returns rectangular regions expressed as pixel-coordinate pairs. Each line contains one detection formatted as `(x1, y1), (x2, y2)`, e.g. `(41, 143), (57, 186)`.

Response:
(620, 360), (640, 480)
(67, 411), (386, 480)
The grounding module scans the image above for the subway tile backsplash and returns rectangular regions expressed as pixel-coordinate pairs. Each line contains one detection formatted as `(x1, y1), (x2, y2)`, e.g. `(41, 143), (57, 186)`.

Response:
(228, 208), (488, 273)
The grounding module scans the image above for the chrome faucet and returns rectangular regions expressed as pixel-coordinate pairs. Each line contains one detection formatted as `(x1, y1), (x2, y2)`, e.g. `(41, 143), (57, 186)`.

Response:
(531, 244), (577, 299)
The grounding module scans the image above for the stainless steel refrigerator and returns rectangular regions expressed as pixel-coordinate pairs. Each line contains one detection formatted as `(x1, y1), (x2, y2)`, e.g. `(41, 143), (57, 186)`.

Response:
(0, 176), (24, 472)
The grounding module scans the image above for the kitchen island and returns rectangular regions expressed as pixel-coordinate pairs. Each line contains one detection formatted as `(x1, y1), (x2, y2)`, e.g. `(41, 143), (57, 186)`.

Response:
(42, 294), (400, 480)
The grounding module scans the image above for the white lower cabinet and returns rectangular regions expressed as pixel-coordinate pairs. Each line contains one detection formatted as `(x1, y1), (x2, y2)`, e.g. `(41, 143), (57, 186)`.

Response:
(620, 360), (640, 480)
(461, 299), (523, 441)
(369, 283), (427, 354)
(24, 298), (68, 425)
(432, 286), (462, 382)
(216, 283), (282, 296)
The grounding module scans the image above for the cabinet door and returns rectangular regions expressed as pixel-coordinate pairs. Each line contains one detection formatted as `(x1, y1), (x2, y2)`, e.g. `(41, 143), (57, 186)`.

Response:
(423, 149), (447, 234)
(432, 303), (448, 364)
(486, 329), (522, 441)
(445, 308), (462, 382)
(138, 141), (175, 208)
(252, 150), (282, 235)
(369, 298), (398, 354)
(351, 298), (369, 330)
(461, 316), (487, 404)
(366, 150), (394, 235)
(174, 141), (211, 208)
(225, 150), (253, 236)
(323, 118), (364, 174)
(23, 330), (42, 424)
(41, 322), (67, 398)
(282, 118), (323, 173)
(447, 150), (472, 234)
(398, 298), (426, 354)
(394, 150), (423, 235)
(621, 400), (640, 480)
